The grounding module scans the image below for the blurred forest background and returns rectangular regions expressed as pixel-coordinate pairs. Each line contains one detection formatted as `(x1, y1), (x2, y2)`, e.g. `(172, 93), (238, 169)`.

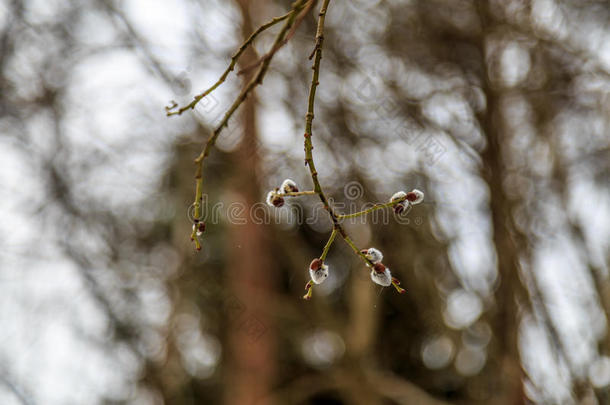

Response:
(1, 0), (609, 404)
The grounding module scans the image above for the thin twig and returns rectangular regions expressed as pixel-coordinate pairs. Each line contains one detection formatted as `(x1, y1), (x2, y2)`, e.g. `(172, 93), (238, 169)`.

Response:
(303, 0), (340, 229)
(301, 0), (385, 275)
(320, 228), (337, 261)
(238, 0), (317, 76)
(166, 6), (303, 116)
(343, 235), (374, 267)
(336, 197), (408, 219)
(273, 190), (317, 197)
(189, 0), (308, 224)
(182, 0), (408, 295)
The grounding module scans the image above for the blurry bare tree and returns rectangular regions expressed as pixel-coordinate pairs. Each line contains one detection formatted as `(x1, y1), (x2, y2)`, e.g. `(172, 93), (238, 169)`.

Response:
(0, 0), (609, 405)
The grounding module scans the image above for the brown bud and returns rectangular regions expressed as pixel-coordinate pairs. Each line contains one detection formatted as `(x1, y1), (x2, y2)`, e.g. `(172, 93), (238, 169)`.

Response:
(197, 222), (206, 233)
(271, 195), (284, 207)
(394, 204), (405, 214)
(360, 249), (369, 255)
(309, 258), (323, 271)
(373, 262), (386, 274)
(406, 191), (418, 202)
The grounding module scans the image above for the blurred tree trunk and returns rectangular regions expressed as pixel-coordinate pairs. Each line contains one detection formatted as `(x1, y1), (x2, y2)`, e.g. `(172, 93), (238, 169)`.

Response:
(479, 90), (526, 405)
(224, 1), (276, 404)
(477, 4), (526, 404)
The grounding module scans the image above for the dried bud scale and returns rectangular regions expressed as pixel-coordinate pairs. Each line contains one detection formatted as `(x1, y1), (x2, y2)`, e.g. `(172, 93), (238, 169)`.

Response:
(372, 262), (387, 274)
(303, 281), (314, 300)
(309, 258), (323, 270)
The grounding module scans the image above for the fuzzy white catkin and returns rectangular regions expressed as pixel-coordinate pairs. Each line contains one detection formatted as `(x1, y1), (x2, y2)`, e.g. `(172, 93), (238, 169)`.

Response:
(281, 179), (298, 193)
(390, 191), (407, 202)
(310, 263), (329, 284)
(364, 248), (383, 264)
(370, 267), (392, 287)
(266, 191), (276, 206)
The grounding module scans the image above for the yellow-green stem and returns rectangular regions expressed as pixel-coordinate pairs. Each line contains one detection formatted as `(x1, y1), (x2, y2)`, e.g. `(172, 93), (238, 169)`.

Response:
(320, 228), (337, 261)
(342, 235), (374, 267)
(337, 196), (409, 219)
(273, 190), (317, 197)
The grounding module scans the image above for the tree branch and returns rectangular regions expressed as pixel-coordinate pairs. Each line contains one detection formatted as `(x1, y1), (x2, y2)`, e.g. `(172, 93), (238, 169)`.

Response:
(320, 228), (337, 261)
(185, 0), (309, 233)
(337, 196), (410, 219)
(237, 0), (317, 77)
(301, 0), (386, 273)
(165, 5), (304, 116)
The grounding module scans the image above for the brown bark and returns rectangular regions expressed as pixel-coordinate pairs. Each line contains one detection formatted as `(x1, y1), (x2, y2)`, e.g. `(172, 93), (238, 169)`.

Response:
(475, 4), (526, 404)
(479, 89), (526, 405)
(224, 1), (276, 404)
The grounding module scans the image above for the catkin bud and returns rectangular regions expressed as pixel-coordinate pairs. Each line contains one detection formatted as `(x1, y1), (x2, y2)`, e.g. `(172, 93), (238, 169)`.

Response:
(266, 190), (285, 207)
(196, 222), (206, 236)
(281, 179), (299, 193)
(370, 264), (392, 287)
(406, 189), (424, 205)
(309, 258), (329, 284)
(390, 191), (407, 202)
(360, 248), (383, 264)
(390, 191), (409, 214)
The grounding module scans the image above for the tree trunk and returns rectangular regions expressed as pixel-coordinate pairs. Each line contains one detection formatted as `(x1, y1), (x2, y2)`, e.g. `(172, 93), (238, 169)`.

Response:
(224, 1), (276, 404)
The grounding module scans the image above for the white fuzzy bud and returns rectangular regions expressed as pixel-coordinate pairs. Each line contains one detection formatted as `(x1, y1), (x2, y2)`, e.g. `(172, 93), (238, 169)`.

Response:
(266, 191), (275, 206)
(281, 179), (299, 193)
(370, 266), (392, 287)
(390, 191), (407, 202)
(309, 258), (329, 284)
(310, 264), (329, 284)
(390, 191), (410, 215)
(361, 247), (383, 263)
(266, 190), (284, 207)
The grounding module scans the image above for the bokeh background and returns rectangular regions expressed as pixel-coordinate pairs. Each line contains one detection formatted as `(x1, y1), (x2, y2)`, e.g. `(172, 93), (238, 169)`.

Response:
(1, 0), (609, 404)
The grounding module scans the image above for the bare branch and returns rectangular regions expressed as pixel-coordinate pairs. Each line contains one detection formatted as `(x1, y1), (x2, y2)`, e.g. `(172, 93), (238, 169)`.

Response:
(165, 4), (306, 116)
